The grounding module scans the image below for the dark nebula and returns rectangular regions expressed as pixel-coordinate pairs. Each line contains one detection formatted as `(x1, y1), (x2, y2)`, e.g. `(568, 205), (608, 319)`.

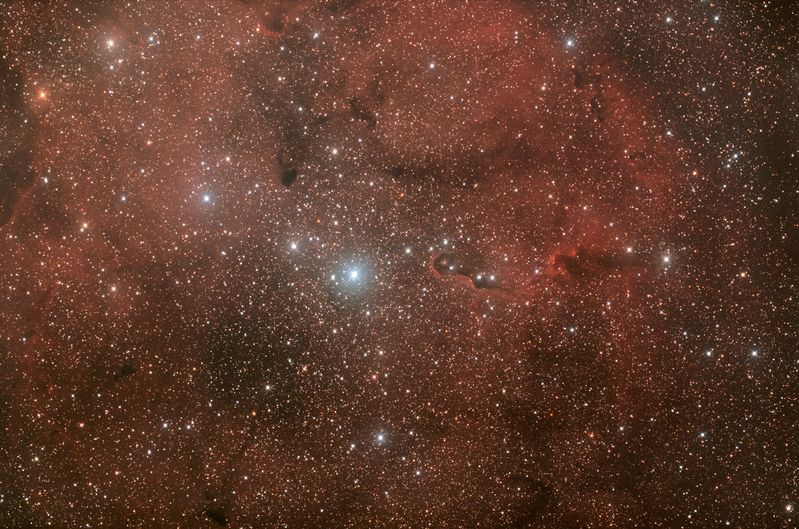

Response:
(1, 1), (798, 527)
(280, 166), (298, 187)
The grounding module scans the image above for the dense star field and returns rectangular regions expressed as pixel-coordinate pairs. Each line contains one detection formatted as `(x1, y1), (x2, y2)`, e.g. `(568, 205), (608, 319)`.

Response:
(1, 1), (798, 527)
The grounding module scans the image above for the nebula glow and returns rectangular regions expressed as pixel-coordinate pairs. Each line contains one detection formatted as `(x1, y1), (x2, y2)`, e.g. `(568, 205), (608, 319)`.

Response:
(1, 1), (797, 527)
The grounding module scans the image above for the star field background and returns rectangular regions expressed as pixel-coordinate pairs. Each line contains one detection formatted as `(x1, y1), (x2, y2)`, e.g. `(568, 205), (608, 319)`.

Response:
(1, 1), (798, 527)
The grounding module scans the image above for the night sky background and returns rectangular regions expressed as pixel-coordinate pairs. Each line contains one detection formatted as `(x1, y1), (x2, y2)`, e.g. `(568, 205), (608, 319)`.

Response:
(1, 1), (798, 527)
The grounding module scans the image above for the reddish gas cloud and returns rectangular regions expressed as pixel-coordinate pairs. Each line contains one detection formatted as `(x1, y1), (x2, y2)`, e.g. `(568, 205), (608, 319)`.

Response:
(1, 1), (788, 528)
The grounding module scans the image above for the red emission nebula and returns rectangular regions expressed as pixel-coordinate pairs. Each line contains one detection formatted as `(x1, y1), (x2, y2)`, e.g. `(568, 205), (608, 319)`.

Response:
(1, 1), (798, 527)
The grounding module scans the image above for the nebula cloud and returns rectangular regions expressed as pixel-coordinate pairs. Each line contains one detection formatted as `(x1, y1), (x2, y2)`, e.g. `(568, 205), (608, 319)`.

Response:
(1, 1), (797, 527)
